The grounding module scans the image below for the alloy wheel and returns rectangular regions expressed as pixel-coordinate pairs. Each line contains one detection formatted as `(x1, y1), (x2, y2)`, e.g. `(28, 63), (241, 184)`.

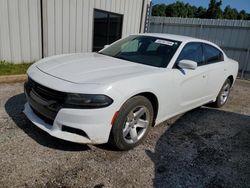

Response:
(123, 106), (149, 144)
(219, 83), (230, 105)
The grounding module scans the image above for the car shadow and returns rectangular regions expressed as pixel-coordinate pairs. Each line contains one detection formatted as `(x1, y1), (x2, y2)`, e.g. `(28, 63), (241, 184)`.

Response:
(146, 108), (250, 188)
(5, 93), (90, 151)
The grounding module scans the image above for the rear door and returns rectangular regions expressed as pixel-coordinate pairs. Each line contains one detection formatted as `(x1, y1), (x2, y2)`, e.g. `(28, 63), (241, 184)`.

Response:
(202, 43), (227, 98)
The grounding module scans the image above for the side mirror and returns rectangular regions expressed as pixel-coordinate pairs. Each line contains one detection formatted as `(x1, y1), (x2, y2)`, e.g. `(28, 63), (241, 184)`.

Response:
(178, 59), (197, 70)
(104, 44), (110, 49)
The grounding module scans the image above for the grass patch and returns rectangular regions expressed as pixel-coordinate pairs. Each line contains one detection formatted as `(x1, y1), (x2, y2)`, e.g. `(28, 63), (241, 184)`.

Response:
(0, 61), (32, 76)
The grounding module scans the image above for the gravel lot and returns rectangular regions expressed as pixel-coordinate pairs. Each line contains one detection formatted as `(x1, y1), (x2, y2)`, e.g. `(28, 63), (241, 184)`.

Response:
(0, 80), (249, 188)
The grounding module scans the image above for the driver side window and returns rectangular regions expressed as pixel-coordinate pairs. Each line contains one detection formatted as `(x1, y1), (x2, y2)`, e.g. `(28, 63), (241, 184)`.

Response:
(176, 42), (204, 66)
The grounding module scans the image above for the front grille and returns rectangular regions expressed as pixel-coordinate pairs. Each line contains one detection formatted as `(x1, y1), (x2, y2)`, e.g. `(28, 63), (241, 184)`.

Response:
(25, 78), (66, 123)
(27, 78), (66, 101)
(30, 106), (54, 125)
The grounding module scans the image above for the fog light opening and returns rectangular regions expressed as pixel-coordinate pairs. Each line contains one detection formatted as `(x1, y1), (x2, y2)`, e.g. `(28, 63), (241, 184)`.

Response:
(62, 125), (89, 138)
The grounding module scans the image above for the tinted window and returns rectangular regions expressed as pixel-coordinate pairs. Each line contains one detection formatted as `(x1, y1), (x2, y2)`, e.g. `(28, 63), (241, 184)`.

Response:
(177, 42), (204, 66)
(109, 14), (123, 44)
(99, 35), (181, 68)
(203, 44), (224, 64)
(93, 10), (123, 51)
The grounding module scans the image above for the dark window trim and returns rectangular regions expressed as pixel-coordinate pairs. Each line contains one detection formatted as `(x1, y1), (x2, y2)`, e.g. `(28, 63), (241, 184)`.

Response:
(92, 9), (123, 51)
(202, 43), (224, 65)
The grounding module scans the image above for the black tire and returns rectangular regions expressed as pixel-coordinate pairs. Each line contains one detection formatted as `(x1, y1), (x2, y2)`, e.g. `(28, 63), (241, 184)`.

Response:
(110, 96), (154, 150)
(211, 78), (231, 108)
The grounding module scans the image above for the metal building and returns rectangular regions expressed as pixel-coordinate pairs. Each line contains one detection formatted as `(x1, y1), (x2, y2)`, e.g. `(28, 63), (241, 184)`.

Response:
(0, 0), (151, 63)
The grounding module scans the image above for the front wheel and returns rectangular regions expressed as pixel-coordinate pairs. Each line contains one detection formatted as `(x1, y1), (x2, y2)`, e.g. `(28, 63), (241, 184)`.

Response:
(110, 96), (154, 150)
(211, 79), (231, 108)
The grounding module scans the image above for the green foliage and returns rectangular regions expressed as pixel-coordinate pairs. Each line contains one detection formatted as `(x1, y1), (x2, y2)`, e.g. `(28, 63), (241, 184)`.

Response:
(237, 10), (249, 20)
(223, 6), (238, 19)
(206, 0), (223, 19)
(194, 6), (207, 18)
(152, 0), (250, 20)
(164, 1), (197, 18)
(165, 2), (187, 17)
(0, 61), (32, 76)
(152, 4), (167, 16)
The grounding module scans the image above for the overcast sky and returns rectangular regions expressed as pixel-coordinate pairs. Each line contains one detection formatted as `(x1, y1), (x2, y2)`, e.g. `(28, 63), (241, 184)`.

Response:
(152, 0), (250, 12)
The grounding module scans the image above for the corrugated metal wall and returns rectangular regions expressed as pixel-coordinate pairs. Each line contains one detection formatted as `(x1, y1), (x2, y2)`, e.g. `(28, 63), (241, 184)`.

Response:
(0, 0), (150, 63)
(149, 17), (250, 79)
(42, 0), (150, 57)
(0, 0), (42, 63)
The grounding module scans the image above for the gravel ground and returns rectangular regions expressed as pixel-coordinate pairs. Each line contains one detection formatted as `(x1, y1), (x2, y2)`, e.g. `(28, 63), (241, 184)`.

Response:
(0, 80), (249, 188)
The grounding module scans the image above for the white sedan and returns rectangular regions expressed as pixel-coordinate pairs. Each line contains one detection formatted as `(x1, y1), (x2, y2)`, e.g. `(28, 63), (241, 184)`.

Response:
(24, 33), (238, 150)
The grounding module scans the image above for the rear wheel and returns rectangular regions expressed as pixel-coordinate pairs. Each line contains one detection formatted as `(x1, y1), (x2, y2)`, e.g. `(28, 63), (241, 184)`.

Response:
(211, 79), (231, 108)
(110, 96), (154, 150)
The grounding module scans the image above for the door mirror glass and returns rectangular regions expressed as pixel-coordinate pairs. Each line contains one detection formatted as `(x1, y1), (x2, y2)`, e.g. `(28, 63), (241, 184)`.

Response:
(178, 59), (197, 70)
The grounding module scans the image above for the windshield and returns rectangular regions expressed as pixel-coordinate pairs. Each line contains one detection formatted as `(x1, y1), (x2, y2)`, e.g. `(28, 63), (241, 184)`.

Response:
(99, 35), (181, 68)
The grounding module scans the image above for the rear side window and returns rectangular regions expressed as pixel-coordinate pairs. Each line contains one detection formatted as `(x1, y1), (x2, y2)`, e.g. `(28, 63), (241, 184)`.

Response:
(203, 44), (224, 64)
(176, 42), (204, 66)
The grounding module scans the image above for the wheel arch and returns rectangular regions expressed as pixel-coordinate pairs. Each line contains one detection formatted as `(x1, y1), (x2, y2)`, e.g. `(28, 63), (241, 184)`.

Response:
(134, 92), (159, 126)
(227, 75), (234, 86)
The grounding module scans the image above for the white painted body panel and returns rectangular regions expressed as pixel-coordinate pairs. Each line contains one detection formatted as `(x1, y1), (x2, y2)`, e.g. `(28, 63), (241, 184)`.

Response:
(24, 33), (239, 144)
(23, 102), (115, 144)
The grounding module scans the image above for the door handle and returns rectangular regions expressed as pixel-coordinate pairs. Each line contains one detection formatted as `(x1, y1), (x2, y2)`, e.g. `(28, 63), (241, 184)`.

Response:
(202, 75), (206, 78)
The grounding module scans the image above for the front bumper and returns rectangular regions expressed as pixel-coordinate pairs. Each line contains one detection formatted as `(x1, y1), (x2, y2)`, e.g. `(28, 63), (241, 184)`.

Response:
(23, 102), (114, 144)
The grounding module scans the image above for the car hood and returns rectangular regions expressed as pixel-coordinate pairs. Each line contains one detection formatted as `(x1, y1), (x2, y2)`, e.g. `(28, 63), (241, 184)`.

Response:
(36, 53), (155, 84)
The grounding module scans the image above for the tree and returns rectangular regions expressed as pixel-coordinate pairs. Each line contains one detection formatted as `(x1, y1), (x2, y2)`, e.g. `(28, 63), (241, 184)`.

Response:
(165, 2), (187, 17)
(247, 13), (250, 20)
(206, 0), (223, 19)
(237, 10), (248, 20)
(152, 4), (166, 16)
(151, 0), (250, 20)
(186, 5), (197, 18)
(195, 6), (207, 18)
(165, 2), (197, 18)
(223, 5), (238, 19)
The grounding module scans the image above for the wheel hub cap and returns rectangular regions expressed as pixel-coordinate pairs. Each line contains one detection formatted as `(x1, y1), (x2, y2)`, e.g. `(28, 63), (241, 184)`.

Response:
(123, 106), (149, 144)
(220, 83), (230, 104)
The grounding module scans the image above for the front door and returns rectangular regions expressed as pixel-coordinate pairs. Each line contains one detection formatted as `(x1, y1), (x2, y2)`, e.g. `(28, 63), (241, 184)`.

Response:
(172, 42), (209, 111)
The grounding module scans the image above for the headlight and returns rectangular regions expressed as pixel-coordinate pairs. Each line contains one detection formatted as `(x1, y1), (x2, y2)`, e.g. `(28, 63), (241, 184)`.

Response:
(64, 93), (113, 108)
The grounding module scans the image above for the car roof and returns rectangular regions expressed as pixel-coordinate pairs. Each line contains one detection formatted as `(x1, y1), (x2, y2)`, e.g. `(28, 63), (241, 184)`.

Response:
(139, 33), (205, 43)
